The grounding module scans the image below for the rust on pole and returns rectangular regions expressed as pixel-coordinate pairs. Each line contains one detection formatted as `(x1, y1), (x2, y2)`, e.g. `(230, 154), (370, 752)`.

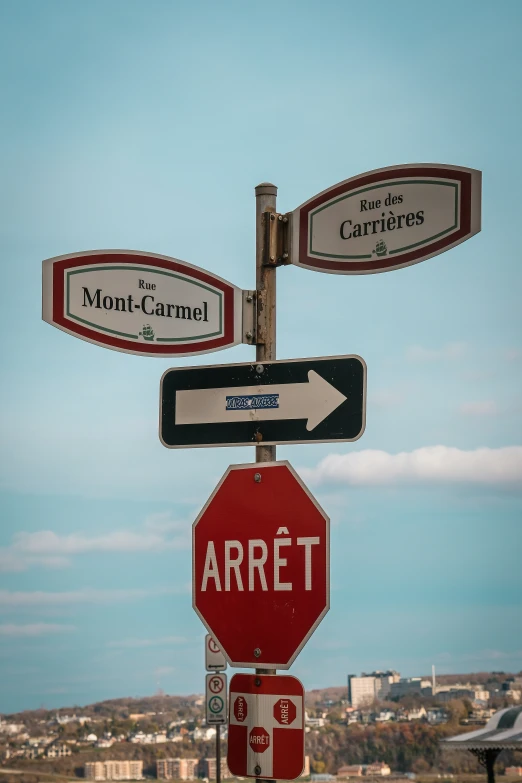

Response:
(255, 182), (277, 465)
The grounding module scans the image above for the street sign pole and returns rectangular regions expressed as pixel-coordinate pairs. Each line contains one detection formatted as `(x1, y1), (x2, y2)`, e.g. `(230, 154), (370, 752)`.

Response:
(255, 183), (277, 465)
(216, 724), (221, 783)
(254, 183), (277, 780)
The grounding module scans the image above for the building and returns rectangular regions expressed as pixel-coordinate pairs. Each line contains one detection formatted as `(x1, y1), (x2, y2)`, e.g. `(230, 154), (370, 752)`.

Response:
(201, 757), (231, 780)
(305, 713), (325, 728)
(435, 688), (476, 703)
(427, 708), (449, 725)
(348, 672), (400, 708)
(366, 762), (391, 776)
(390, 678), (432, 699)
(0, 723), (26, 736)
(157, 759), (198, 781)
(505, 769), (522, 777)
(338, 765), (363, 777)
(45, 742), (71, 758)
(85, 761), (143, 781)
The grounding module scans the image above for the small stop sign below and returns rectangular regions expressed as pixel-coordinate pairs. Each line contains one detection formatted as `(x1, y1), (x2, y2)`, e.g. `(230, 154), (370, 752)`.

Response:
(249, 726), (270, 753)
(234, 695), (248, 722)
(274, 698), (297, 726)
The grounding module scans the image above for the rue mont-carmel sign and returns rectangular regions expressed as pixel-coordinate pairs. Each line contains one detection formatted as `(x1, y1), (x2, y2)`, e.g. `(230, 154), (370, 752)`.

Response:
(290, 163), (481, 274)
(42, 250), (246, 357)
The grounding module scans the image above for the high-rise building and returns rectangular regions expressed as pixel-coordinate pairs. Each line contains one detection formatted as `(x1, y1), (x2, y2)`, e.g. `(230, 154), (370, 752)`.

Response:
(348, 671), (400, 708)
(200, 758), (231, 780)
(156, 759), (198, 781)
(85, 761), (143, 781)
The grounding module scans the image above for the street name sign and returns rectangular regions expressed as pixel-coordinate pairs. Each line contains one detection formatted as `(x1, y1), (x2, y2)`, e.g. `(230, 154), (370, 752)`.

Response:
(205, 672), (227, 725)
(290, 163), (482, 274)
(42, 249), (247, 357)
(205, 633), (227, 671)
(193, 462), (329, 669)
(228, 673), (304, 780)
(160, 355), (366, 448)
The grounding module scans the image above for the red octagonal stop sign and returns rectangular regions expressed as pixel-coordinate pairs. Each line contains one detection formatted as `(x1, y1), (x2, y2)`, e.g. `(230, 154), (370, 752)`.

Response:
(249, 727), (270, 753)
(193, 461), (329, 668)
(274, 698), (297, 726)
(234, 696), (248, 722)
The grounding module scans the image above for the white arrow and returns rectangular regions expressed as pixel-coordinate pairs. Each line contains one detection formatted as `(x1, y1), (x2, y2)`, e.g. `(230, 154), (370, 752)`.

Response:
(175, 370), (347, 431)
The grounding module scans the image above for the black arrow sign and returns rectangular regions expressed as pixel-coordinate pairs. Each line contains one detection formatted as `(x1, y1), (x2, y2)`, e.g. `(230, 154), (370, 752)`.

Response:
(159, 355), (366, 448)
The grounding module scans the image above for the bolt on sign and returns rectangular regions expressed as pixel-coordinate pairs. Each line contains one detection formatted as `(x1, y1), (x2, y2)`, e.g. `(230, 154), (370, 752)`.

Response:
(228, 673), (305, 780)
(205, 672), (227, 725)
(289, 163), (482, 274)
(42, 250), (250, 356)
(193, 462), (329, 669)
(205, 633), (227, 671)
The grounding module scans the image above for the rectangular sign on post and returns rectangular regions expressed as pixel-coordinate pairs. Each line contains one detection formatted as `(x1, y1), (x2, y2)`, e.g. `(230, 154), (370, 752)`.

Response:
(160, 355), (366, 448)
(205, 634), (227, 671)
(206, 672), (227, 725)
(228, 673), (305, 780)
(290, 163), (481, 275)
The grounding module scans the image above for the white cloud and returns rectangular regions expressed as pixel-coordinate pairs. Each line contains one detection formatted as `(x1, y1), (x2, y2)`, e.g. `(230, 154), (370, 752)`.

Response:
(0, 513), (190, 572)
(108, 636), (187, 649)
(299, 445), (522, 487)
(406, 342), (467, 361)
(0, 623), (75, 637)
(459, 400), (497, 416)
(0, 586), (189, 609)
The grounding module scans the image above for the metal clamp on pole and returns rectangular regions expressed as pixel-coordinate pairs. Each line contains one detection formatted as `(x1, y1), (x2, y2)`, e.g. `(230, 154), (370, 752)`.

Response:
(262, 211), (291, 267)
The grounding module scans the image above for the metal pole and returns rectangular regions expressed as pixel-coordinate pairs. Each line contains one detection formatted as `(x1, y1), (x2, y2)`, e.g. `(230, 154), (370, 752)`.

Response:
(486, 750), (496, 783)
(216, 724), (221, 783)
(254, 184), (277, 783)
(255, 182), (277, 465)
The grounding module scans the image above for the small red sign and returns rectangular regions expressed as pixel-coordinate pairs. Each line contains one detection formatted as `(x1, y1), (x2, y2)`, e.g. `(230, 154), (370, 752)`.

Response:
(228, 673), (305, 780)
(274, 698), (296, 726)
(234, 696), (248, 722)
(193, 461), (329, 669)
(249, 727), (270, 753)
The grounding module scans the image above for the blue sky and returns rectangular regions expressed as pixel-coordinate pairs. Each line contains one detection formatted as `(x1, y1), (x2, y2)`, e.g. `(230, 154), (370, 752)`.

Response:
(1, 0), (521, 714)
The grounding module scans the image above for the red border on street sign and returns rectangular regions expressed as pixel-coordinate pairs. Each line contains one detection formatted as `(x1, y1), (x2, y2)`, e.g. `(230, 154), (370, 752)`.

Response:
(292, 163), (481, 274)
(42, 250), (240, 356)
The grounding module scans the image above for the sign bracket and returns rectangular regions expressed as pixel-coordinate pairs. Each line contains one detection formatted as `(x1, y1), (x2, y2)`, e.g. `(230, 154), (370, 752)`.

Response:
(242, 290), (257, 345)
(262, 211), (291, 268)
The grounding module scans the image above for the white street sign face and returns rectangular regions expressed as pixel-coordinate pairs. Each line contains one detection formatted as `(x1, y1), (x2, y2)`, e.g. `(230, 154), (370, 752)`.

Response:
(42, 250), (244, 357)
(290, 163), (481, 275)
(205, 633), (227, 671)
(176, 371), (346, 430)
(206, 672), (227, 725)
